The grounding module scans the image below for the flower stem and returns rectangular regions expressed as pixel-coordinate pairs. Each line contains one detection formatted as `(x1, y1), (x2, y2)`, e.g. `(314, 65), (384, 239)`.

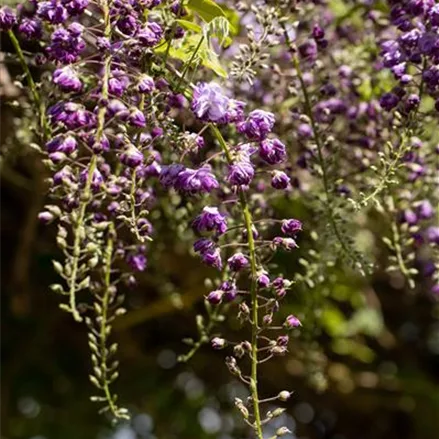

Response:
(293, 55), (365, 272)
(99, 223), (128, 419)
(8, 29), (49, 138)
(210, 124), (263, 439)
(68, 0), (112, 322)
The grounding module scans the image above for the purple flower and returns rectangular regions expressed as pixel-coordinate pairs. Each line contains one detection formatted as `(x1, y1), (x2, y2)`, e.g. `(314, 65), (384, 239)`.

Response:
(228, 160), (254, 186)
(107, 99), (129, 119)
(272, 237), (298, 251)
(202, 248), (223, 270)
(259, 138), (287, 165)
(312, 23), (325, 40)
(138, 74), (155, 93)
(38, 211), (55, 224)
(194, 238), (215, 254)
(120, 145), (144, 168)
(298, 40), (318, 62)
(284, 314), (301, 328)
(85, 133), (110, 153)
(46, 136), (77, 154)
(238, 110), (275, 140)
(47, 26), (85, 64)
(380, 92), (400, 111)
(228, 252), (249, 271)
(191, 82), (229, 123)
(399, 209), (418, 225)
(57, 104), (94, 129)
(0, 7), (17, 30)
(416, 200), (434, 219)
(206, 290), (223, 305)
(137, 21), (163, 47)
(97, 37), (111, 50)
(159, 164), (186, 188)
(225, 99), (246, 123)
(314, 98), (347, 122)
(281, 219), (302, 236)
(221, 281), (238, 302)
(175, 166), (219, 194)
(168, 93), (186, 108)
(127, 253), (147, 271)
(273, 277), (287, 290)
(297, 123), (313, 138)
(129, 108), (146, 127)
(53, 66), (82, 92)
(116, 15), (139, 36)
(53, 166), (74, 185)
(80, 167), (104, 190)
(37, 1), (68, 24)
(257, 272), (270, 288)
(109, 70), (130, 96)
(193, 239), (222, 270)
(193, 206), (227, 235)
(271, 170), (290, 189)
(187, 133), (205, 151)
(405, 93), (420, 111)
(170, 0), (187, 16)
(151, 126), (164, 138)
(426, 226), (439, 245)
(429, 5), (439, 25)
(62, 0), (89, 15)
(18, 18), (42, 39)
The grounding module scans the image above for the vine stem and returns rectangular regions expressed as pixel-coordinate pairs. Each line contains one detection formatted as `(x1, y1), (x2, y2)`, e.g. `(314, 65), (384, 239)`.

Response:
(7, 29), (49, 137)
(98, 224), (128, 418)
(100, 223), (120, 417)
(292, 54), (365, 272)
(176, 35), (204, 91)
(360, 58), (426, 208)
(68, 0), (112, 322)
(210, 124), (263, 439)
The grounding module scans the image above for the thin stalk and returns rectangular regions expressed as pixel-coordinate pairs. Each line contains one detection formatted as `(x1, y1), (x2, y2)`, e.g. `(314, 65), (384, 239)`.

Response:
(8, 29), (49, 138)
(390, 220), (414, 288)
(293, 56), (364, 271)
(68, 154), (97, 322)
(99, 223), (120, 417)
(210, 124), (263, 439)
(176, 35), (204, 91)
(68, 0), (112, 321)
(360, 59), (426, 207)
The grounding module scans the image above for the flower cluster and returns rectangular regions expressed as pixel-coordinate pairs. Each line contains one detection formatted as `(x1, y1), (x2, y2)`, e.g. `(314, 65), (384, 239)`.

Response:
(379, 0), (439, 113)
(168, 80), (304, 435)
(2, 0), (438, 436)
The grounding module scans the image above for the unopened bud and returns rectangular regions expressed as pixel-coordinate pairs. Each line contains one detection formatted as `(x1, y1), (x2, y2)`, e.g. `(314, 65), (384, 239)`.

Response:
(278, 391), (291, 401)
(276, 427), (292, 436)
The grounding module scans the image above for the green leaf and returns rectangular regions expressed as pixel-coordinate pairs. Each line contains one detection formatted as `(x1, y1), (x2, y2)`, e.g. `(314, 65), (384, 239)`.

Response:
(201, 49), (227, 77)
(176, 19), (202, 33)
(187, 0), (226, 23)
(222, 5), (240, 35)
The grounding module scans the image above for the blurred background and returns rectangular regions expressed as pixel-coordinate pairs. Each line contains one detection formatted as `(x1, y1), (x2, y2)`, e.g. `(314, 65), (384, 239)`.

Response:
(1, 3), (439, 438)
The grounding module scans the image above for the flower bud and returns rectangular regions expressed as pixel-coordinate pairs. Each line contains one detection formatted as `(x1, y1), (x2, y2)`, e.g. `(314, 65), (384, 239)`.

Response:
(284, 314), (301, 329)
(211, 337), (226, 350)
(38, 211), (55, 224)
(278, 390), (291, 401)
(233, 343), (245, 358)
(206, 290), (223, 305)
(257, 271), (270, 288)
(276, 427), (292, 436)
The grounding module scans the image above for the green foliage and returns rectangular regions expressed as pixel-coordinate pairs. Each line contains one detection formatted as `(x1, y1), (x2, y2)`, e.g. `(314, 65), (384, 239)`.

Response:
(187, 0), (226, 23)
